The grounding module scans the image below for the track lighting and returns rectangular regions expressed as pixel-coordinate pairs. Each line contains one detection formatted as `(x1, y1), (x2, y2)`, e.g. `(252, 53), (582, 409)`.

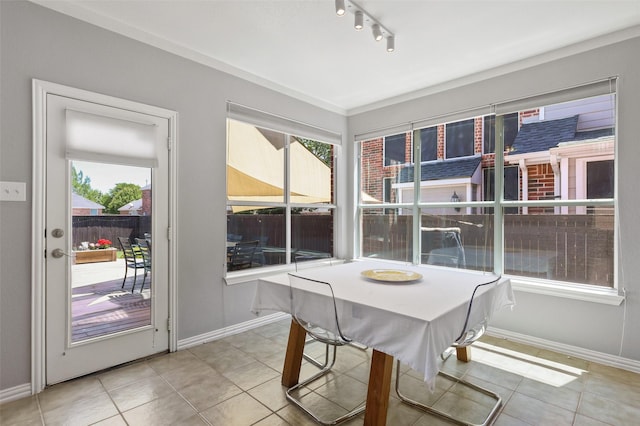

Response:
(372, 24), (383, 41)
(336, 1), (395, 52)
(354, 10), (363, 30)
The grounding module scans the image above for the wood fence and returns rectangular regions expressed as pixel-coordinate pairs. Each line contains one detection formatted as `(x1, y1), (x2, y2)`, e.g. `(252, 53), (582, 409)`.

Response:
(72, 216), (151, 249)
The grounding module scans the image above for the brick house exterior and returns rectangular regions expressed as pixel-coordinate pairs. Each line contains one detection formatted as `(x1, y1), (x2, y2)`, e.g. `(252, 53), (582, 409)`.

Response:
(361, 93), (614, 213)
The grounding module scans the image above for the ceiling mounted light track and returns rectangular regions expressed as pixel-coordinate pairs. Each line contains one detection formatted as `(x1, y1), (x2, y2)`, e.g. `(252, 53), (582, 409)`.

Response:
(354, 10), (364, 30)
(335, 0), (395, 52)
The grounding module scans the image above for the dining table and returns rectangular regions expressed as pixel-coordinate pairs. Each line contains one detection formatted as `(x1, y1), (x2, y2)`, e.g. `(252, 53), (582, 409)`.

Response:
(251, 259), (515, 425)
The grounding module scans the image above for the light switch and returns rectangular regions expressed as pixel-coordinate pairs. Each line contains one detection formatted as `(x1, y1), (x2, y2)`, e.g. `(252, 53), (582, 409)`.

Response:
(0, 181), (27, 201)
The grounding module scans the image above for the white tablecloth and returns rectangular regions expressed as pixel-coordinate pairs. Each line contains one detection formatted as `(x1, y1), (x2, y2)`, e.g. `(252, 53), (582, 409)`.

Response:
(251, 260), (515, 385)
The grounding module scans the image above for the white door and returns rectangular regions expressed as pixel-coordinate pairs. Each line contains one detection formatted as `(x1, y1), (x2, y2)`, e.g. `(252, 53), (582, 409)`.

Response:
(45, 93), (170, 384)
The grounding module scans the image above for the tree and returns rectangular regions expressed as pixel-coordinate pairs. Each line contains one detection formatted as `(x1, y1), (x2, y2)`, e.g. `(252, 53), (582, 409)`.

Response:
(294, 137), (332, 166)
(71, 166), (102, 203)
(101, 183), (142, 214)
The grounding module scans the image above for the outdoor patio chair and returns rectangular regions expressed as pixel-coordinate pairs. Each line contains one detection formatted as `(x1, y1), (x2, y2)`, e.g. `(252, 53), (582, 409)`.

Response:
(395, 275), (503, 426)
(422, 227), (466, 268)
(227, 240), (259, 271)
(118, 236), (147, 293)
(286, 273), (366, 425)
(135, 237), (152, 291)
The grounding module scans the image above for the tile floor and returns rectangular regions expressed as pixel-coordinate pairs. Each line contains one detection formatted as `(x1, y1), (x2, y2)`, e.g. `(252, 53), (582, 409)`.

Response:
(2, 318), (639, 425)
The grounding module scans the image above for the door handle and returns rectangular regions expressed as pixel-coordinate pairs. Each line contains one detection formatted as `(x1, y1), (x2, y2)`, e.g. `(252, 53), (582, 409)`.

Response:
(51, 248), (73, 259)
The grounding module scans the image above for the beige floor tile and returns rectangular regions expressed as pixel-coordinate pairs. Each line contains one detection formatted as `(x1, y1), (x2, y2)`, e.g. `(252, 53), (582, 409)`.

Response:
(578, 391), (640, 425)
(382, 396), (424, 426)
(247, 377), (289, 411)
(252, 413), (291, 426)
(97, 362), (158, 391)
(573, 413), (614, 426)
(275, 404), (320, 426)
(221, 360), (280, 390)
(91, 414), (128, 426)
(41, 392), (118, 426)
(314, 374), (367, 411)
(187, 339), (235, 359)
(178, 373), (243, 411)
(0, 396), (42, 426)
(122, 393), (197, 426)
(147, 349), (202, 375)
(492, 412), (531, 426)
(466, 361), (524, 391)
(160, 359), (221, 390)
(258, 348), (287, 371)
(200, 393), (271, 426)
(108, 375), (176, 412)
(37, 376), (106, 412)
(514, 377), (581, 411)
(502, 392), (575, 425)
(201, 346), (258, 373)
(584, 374), (640, 406)
(282, 391), (349, 425)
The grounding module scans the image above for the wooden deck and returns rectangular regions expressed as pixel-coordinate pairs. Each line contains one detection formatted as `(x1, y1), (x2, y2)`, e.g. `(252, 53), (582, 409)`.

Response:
(71, 276), (151, 342)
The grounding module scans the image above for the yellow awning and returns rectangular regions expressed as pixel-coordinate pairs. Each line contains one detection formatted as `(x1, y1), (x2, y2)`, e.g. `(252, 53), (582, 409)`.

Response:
(227, 119), (331, 212)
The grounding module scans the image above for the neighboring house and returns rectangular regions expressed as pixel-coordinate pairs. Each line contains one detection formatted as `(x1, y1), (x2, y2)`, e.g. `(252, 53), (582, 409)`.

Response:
(119, 184), (152, 216)
(72, 192), (104, 216)
(362, 94), (614, 214)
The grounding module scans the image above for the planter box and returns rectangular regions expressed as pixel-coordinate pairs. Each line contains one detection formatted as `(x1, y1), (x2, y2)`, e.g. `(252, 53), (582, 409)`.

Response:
(73, 248), (117, 264)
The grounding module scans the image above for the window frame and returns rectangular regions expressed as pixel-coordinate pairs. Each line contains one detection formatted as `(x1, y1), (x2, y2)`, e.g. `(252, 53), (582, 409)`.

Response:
(356, 79), (621, 304)
(225, 112), (339, 282)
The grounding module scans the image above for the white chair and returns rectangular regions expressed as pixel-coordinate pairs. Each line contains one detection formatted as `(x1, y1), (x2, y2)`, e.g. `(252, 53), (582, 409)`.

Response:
(395, 275), (503, 426)
(286, 273), (366, 425)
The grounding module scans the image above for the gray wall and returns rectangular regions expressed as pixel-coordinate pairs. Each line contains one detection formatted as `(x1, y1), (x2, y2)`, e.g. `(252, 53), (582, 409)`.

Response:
(0, 1), (346, 391)
(347, 35), (640, 361)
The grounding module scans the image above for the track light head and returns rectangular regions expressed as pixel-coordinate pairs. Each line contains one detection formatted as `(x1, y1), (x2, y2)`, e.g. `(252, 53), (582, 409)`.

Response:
(354, 10), (364, 30)
(386, 35), (395, 52)
(372, 24), (383, 41)
(335, 0), (346, 16)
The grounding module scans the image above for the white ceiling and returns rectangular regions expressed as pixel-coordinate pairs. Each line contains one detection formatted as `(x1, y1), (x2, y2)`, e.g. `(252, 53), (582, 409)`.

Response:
(33, 0), (640, 114)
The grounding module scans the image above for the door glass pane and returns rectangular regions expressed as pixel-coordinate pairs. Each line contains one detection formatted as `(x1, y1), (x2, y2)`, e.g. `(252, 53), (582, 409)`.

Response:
(71, 161), (152, 343)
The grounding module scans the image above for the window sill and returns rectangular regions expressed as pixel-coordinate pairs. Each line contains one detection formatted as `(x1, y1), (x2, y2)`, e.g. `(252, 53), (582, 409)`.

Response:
(508, 275), (624, 306)
(224, 259), (344, 286)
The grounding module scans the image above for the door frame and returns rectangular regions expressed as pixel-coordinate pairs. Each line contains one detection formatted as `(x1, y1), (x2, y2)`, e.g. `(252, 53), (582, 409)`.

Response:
(31, 79), (178, 394)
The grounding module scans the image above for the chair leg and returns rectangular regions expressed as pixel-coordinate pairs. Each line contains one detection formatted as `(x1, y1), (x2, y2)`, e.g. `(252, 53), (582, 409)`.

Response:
(121, 267), (128, 288)
(286, 350), (365, 425)
(131, 268), (138, 293)
(395, 360), (502, 426)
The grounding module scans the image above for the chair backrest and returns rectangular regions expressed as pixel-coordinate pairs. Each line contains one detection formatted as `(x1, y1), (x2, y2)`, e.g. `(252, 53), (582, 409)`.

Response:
(422, 227), (466, 268)
(135, 238), (151, 269)
(454, 275), (501, 347)
(287, 273), (350, 346)
(228, 240), (259, 271)
(118, 237), (138, 262)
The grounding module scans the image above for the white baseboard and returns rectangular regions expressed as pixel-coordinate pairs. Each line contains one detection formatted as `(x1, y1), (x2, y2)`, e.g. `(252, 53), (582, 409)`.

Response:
(0, 383), (32, 405)
(177, 312), (290, 350)
(488, 327), (640, 374)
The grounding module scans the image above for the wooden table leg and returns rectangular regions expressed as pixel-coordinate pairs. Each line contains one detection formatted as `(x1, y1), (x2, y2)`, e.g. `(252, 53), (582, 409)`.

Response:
(456, 346), (471, 362)
(364, 349), (394, 426)
(281, 319), (307, 387)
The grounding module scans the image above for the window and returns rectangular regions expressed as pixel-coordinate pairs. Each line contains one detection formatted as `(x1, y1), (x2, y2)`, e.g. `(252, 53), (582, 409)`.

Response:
(384, 133), (407, 166)
(484, 113), (519, 153)
(445, 119), (474, 158)
(419, 126), (437, 162)
(358, 81), (616, 291)
(226, 112), (337, 273)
